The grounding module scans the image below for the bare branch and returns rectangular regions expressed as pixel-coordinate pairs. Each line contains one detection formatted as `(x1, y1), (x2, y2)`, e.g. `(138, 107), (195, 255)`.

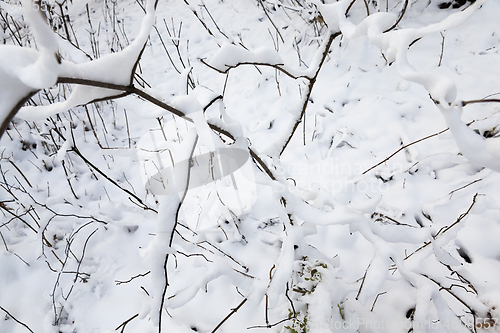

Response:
(363, 127), (449, 174)
(211, 298), (248, 333)
(0, 306), (34, 333)
(280, 32), (341, 156)
(405, 193), (479, 260)
(383, 0), (409, 33)
(115, 271), (151, 285)
(462, 99), (500, 106)
(115, 313), (139, 333)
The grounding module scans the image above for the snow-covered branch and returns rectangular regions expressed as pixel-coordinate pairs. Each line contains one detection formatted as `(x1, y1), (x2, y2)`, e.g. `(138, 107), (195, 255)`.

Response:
(1, 0), (500, 332)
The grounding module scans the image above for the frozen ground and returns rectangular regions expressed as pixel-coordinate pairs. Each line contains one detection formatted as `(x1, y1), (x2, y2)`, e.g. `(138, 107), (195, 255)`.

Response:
(0, 0), (500, 332)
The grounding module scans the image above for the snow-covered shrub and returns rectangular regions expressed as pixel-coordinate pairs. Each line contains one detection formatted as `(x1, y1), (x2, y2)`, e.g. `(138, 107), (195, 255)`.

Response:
(1, 0), (500, 332)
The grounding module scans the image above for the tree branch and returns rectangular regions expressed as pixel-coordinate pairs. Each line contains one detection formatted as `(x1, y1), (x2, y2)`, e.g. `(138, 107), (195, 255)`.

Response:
(0, 306), (34, 333)
(279, 32), (341, 156)
(211, 298), (248, 333)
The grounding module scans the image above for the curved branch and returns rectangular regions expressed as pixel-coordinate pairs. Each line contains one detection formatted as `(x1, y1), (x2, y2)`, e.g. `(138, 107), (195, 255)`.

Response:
(9, 75), (278, 190)
(462, 98), (500, 106)
(56, 77), (193, 121)
(0, 90), (39, 139)
(200, 58), (303, 80)
(279, 31), (341, 156)
(257, 0), (284, 44)
(159, 134), (198, 332)
(404, 193), (478, 260)
(383, 0), (409, 33)
(55, 77), (278, 181)
(363, 127), (450, 174)
(0, 306), (34, 333)
(210, 298), (248, 333)
(345, 0), (370, 17)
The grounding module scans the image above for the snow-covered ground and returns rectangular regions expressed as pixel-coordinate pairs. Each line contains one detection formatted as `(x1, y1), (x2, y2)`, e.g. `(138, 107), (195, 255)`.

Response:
(1, 0), (500, 332)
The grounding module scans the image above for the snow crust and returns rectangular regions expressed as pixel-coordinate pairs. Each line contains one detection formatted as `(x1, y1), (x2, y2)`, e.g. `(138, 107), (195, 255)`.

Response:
(0, 0), (60, 130)
(1, 0), (500, 332)
(209, 43), (284, 72)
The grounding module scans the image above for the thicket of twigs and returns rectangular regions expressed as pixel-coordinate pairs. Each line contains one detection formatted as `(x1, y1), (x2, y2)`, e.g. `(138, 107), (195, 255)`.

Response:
(1, 0), (500, 332)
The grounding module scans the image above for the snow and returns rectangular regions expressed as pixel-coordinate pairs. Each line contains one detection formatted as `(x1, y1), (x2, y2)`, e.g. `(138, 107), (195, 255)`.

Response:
(314, 0), (350, 33)
(19, 0), (60, 88)
(1, 0), (500, 332)
(439, 104), (500, 171)
(209, 44), (284, 72)
(0, 1), (62, 159)
(17, 86), (126, 120)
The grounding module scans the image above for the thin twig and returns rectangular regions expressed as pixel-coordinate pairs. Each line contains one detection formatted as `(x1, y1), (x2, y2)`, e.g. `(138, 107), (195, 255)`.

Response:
(51, 124), (147, 209)
(405, 193), (479, 260)
(421, 273), (479, 331)
(462, 99), (500, 106)
(383, 0), (409, 33)
(0, 91), (38, 139)
(356, 261), (370, 300)
(182, 0), (216, 39)
(280, 32), (341, 156)
(115, 313), (139, 333)
(448, 179), (482, 197)
(0, 230), (8, 251)
(200, 58), (301, 80)
(158, 135), (198, 332)
(435, 193), (480, 238)
(8, 159), (32, 188)
(371, 291), (387, 311)
(363, 127), (449, 174)
(257, 0), (284, 43)
(0, 306), (34, 333)
(438, 32), (445, 67)
(211, 298), (248, 333)
(115, 271), (151, 285)
(73, 228), (98, 283)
